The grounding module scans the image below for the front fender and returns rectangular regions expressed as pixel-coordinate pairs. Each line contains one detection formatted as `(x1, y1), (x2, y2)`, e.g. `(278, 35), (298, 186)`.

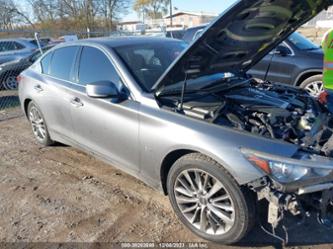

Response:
(139, 102), (299, 187)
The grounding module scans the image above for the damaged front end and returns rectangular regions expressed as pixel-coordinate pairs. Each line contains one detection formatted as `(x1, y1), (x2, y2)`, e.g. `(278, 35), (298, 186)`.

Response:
(151, 0), (333, 243)
(158, 76), (333, 242)
(166, 78), (333, 157)
(158, 76), (333, 243)
(244, 149), (333, 244)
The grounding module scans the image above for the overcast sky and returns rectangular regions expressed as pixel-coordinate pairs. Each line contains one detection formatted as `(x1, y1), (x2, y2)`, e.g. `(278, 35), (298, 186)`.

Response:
(123, 0), (238, 21)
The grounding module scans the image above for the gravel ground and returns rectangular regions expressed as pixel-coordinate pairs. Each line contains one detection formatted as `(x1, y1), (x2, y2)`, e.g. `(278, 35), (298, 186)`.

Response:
(0, 108), (333, 249)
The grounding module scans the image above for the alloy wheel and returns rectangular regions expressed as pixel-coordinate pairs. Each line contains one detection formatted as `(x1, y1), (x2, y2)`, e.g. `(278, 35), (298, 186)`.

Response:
(174, 169), (235, 235)
(29, 106), (47, 142)
(4, 76), (18, 90)
(304, 81), (324, 98)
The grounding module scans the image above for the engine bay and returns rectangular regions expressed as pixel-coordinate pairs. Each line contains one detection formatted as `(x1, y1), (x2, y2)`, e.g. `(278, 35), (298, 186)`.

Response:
(161, 79), (333, 157)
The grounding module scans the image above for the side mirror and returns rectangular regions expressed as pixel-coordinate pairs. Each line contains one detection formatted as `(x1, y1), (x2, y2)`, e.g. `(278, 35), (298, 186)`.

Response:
(86, 81), (119, 99)
(274, 46), (290, 56)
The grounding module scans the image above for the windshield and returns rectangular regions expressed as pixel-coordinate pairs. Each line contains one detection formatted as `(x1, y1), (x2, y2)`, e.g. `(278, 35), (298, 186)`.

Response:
(288, 32), (319, 51)
(114, 41), (187, 91)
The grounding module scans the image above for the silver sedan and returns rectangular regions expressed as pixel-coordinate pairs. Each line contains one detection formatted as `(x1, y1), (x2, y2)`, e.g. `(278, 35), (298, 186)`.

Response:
(19, 0), (333, 244)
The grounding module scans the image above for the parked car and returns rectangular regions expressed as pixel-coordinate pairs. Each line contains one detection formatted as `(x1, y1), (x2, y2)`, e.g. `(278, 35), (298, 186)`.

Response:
(182, 24), (207, 43)
(0, 45), (53, 90)
(0, 38), (38, 65)
(183, 27), (324, 97)
(249, 32), (324, 97)
(19, 0), (333, 245)
(28, 37), (52, 48)
(145, 29), (186, 40)
(166, 29), (186, 40)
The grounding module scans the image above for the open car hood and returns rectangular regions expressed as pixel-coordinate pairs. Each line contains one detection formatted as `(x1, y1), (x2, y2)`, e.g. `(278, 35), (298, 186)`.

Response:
(152, 0), (332, 94)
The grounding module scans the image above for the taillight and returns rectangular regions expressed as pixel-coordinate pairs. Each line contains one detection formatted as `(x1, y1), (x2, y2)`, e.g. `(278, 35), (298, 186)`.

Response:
(16, 75), (23, 85)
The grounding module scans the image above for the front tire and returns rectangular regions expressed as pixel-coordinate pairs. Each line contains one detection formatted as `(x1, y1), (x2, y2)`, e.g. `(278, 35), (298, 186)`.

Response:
(27, 101), (54, 146)
(300, 75), (323, 98)
(167, 153), (255, 244)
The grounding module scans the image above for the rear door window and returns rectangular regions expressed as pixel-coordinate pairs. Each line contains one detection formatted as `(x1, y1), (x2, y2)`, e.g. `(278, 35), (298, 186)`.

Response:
(78, 46), (123, 89)
(49, 46), (79, 81)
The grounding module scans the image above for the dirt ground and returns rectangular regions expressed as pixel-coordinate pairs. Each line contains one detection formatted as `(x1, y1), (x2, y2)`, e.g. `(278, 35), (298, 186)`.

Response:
(0, 107), (333, 249)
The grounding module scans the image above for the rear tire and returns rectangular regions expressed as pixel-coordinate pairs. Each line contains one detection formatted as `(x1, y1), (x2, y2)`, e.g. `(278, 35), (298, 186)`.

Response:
(3, 74), (18, 90)
(300, 75), (323, 98)
(27, 101), (54, 146)
(167, 153), (255, 244)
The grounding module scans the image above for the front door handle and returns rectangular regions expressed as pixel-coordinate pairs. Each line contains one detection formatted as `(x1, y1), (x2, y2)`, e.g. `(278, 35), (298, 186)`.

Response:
(70, 97), (84, 107)
(34, 85), (43, 92)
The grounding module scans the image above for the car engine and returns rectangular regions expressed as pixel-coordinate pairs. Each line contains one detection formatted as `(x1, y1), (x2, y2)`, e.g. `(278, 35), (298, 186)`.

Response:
(171, 79), (333, 156)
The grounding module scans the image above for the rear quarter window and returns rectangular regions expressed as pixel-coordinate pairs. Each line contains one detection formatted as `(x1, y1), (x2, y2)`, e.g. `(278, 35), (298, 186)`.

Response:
(49, 46), (79, 81)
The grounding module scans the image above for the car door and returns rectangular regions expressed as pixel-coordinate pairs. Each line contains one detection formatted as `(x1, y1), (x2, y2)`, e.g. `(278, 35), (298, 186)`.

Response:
(69, 46), (140, 173)
(248, 53), (271, 80)
(37, 46), (80, 140)
(265, 43), (297, 85)
(249, 42), (296, 85)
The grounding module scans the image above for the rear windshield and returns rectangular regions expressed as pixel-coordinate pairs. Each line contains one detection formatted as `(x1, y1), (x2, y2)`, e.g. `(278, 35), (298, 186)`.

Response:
(114, 41), (187, 91)
(288, 32), (319, 51)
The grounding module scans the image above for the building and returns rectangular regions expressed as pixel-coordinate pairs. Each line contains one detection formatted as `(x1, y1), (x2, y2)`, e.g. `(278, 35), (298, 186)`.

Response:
(118, 10), (218, 33)
(117, 21), (145, 32)
(163, 11), (218, 28)
(305, 7), (333, 28)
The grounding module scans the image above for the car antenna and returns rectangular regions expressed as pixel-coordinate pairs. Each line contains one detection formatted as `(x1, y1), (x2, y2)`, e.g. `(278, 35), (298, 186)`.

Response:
(177, 72), (189, 113)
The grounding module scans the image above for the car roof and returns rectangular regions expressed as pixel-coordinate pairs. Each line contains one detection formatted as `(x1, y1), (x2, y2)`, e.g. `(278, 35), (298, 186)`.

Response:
(0, 38), (33, 42)
(185, 25), (207, 32)
(70, 36), (183, 48)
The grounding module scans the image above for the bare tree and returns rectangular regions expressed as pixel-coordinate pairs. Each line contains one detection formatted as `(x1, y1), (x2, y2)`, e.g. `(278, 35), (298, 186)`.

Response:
(134, 0), (169, 20)
(97, 0), (130, 31)
(0, 0), (34, 29)
(0, 0), (130, 33)
(28, 0), (58, 23)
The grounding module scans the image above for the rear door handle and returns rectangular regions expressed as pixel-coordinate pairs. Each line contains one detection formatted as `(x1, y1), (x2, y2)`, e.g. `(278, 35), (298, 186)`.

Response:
(70, 97), (84, 107)
(34, 85), (43, 92)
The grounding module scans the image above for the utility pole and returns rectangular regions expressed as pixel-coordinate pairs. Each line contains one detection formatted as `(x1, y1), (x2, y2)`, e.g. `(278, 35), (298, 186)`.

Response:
(169, 0), (173, 27)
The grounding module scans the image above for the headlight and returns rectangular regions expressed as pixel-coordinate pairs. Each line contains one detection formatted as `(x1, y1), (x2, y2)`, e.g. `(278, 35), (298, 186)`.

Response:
(268, 161), (312, 183)
(242, 149), (333, 183)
